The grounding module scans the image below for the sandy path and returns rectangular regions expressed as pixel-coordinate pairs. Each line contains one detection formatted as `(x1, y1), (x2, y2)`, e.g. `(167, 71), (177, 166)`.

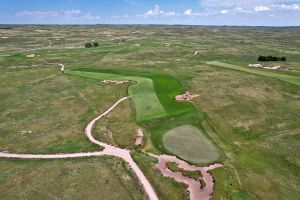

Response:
(0, 97), (158, 200)
(84, 97), (158, 200)
(0, 151), (105, 159)
(150, 154), (223, 200)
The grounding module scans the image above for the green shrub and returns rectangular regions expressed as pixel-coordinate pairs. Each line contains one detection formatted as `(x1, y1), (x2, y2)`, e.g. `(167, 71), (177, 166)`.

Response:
(85, 42), (92, 48)
(93, 42), (99, 47)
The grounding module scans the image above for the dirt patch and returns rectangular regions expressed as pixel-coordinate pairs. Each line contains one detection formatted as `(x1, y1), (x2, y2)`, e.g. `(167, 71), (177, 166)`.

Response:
(150, 153), (223, 200)
(175, 91), (200, 101)
(26, 54), (35, 58)
(135, 128), (144, 146)
(102, 80), (130, 84)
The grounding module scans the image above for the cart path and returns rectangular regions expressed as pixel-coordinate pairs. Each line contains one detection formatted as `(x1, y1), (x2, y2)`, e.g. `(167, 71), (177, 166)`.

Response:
(149, 153), (223, 200)
(0, 96), (223, 200)
(0, 97), (158, 200)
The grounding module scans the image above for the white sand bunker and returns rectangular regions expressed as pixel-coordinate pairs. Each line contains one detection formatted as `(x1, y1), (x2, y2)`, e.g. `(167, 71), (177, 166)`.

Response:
(18, 130), (33, 135)
(135, 128), (144, 146)
(175, 91), (199, 101)
(102, 80), (130, 84)
(26, 54), (35, 58)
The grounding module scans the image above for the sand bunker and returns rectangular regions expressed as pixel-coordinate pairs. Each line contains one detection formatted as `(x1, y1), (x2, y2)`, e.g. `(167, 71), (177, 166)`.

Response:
(59, 63), (64, 72)
(102, 80), (130, 84)
(135, 128), (144, 146)
(26, 54), (35, 58)
(18, 130), (33, 135)
(175, 91), (199, 101)
(150, 153), (223, 200)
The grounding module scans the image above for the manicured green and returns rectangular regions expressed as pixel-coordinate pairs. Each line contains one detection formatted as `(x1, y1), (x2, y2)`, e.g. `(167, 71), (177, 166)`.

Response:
(163, 125), (220, 163)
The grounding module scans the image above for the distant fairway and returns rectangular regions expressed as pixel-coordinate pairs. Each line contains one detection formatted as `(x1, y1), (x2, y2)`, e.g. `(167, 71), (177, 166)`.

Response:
(68, 70), (166, 122)
(207, 61), (300, 86)
(163, 125), (220, 164)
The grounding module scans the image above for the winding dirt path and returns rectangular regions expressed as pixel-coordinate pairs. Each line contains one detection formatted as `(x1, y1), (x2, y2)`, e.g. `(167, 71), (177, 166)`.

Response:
(149, 154), (223, 200)
(0, 97), (158, 200)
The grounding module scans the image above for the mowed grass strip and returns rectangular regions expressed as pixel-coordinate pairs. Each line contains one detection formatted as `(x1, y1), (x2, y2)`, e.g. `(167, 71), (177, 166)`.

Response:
(163, 125), (220, 164)
(67, 70), (166, 122)
(206, 61), (300, 86)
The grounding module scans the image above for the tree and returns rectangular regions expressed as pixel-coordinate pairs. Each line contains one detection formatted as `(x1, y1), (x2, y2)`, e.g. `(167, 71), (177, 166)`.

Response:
(93, 42), (99, 47)
(281, 56), (287, 61)
(258, 55), (287, 62)
(258, 55), (266, 61)
(85, 42), (92, 48)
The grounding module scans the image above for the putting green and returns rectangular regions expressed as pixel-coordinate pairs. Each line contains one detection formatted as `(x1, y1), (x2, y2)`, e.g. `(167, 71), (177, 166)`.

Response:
(68, 70), (167, 122)
(163, 125), (220, 163)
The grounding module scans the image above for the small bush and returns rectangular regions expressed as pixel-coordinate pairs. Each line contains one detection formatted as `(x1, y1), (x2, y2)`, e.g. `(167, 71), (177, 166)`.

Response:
(93, 42), (99, 47)
(85, 42), (92, 48)
(281, 56), (287, 61)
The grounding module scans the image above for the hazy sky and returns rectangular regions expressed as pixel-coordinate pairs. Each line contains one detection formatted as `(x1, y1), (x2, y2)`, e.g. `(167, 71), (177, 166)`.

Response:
(1, 0), (300, 26)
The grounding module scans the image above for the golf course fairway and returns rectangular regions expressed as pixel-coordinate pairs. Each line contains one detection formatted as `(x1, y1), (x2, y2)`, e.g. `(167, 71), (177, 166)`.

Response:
(67, 68), (221, 164)
(68, 68), (196, 122)
(207, 61), (300, 86)
(68, 70), (166, 122)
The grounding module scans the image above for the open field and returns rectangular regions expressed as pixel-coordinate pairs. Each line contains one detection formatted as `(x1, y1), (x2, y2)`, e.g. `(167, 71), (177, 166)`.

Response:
(0, 25), (300, 200)
(0, 157), (145, 200)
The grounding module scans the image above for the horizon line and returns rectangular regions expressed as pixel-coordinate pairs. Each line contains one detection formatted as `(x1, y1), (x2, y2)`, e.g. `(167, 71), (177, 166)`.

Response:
(1, 23), (300, 28)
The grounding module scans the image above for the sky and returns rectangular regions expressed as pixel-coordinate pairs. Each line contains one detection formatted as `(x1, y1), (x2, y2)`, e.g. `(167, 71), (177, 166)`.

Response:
(1, 0), (300, 26)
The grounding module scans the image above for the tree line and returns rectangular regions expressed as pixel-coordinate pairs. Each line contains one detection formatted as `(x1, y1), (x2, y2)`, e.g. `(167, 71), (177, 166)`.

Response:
(258, 55), (287, 62)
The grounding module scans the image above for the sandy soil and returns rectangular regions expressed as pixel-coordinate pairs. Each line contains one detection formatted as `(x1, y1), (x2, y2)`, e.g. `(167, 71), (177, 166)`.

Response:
(26, 54), (35, 58)
(59, 63), (64, 72)
(135, 128), (144, 146)
(102, 80), (130, 84)
(149, 153), (223, 200)
(175, 91), (200, 101)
